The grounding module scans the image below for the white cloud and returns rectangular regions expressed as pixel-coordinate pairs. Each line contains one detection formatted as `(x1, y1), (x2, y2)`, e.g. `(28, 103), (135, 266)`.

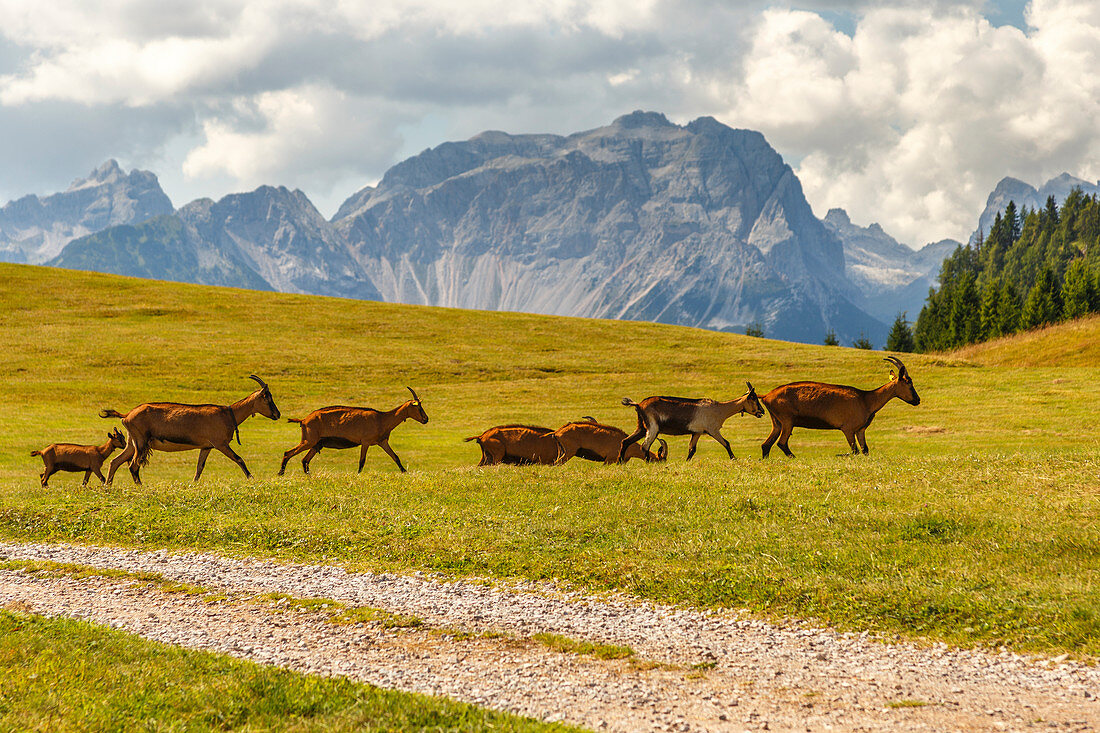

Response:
(721, 1), (1100, 245)
(182, 85), (406, 191)
(0, 0), (1098, 247)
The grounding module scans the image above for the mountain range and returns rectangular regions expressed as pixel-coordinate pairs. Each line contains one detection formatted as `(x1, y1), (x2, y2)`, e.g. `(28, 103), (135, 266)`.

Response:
(4, 112), (1090, 346)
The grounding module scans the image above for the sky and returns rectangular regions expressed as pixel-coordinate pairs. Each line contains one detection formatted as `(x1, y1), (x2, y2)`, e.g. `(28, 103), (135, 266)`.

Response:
(0, 0), (1097, 247)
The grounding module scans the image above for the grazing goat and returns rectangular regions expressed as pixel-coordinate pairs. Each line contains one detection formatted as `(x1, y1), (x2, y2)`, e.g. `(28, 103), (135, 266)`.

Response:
(32, 429), (126, 487)
(760, 356), (920, 458)
(102, 375), (281, 484)
(279, 387), (428, 475)
(618, 383), (765, 462)
(553, 419), (667, 464)
(465, 425), (561, 466)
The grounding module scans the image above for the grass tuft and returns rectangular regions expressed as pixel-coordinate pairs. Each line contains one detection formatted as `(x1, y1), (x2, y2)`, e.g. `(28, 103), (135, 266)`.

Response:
(532, 632), (635, 660)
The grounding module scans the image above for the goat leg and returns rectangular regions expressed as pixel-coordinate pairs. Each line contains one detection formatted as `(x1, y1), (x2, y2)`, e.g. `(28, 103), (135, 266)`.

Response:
(378, 440), (406, 473)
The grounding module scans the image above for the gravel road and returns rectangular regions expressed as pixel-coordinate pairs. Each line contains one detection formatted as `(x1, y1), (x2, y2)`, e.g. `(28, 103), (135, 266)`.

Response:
(1, 541), (1097, 732)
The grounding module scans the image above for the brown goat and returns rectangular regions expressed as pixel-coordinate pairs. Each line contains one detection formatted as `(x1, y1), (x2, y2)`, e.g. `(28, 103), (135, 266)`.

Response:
(553, 419), (667, 464)
(32, 429), (126, 487)
(618, 383), (765, 461)
(279, 387), (428, 475)
(465, 425), (561, 466)
(760, 356), (920, 458)
(102, 375), (281, 484)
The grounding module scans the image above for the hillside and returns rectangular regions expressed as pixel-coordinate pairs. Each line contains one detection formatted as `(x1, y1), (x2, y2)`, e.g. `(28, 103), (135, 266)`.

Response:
(951, 313), (1100, 367)
(2, 263), (1100, 658)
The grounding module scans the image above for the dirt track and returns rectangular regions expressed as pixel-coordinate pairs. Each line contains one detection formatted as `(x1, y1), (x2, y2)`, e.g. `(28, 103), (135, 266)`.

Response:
(2, 541), (1097, 732)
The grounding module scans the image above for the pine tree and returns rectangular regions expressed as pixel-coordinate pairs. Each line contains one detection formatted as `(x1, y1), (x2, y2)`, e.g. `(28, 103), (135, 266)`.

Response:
(823, 330), (839, 346)
(1061, 259), (1095, 319)
(1005, 200), (1020, 242)
(949, 271), (981, 346)
(852, 332), (874, 350)
(745, 322), (765, 338)
(979, 277), (1001, 340)
(885, 312), (915, 352)
(1021, 267), (1061, 329)
(997, 278), (1021, 336)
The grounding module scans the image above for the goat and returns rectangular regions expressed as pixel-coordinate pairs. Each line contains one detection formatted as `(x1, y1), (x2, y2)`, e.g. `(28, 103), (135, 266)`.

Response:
(760, 355), (920, 458)
(279, 387), (428, 475)
(32, 429), (127, 487)
(617, 383), (764, 461)
(101, 375), (280, 484)
(553, 418), (668, 464)
(465, 425), (561, 466)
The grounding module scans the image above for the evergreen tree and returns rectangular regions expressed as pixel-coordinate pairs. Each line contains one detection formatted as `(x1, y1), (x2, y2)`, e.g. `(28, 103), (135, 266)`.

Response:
(852, 332), (874, 350)
(1061, 259), (1095, 319)
(997, 278), (1021, 336)
(949, 271), (981, 345)
(1021, 267), (1061, 329)
(979, 277), (1001, 339)
(885, 312), (915, 352)
(1005, 200), (1020, 242)
(745, 322), (765, 338)
(1044, 195), (1059, 231)
(823, 330), (839, 346)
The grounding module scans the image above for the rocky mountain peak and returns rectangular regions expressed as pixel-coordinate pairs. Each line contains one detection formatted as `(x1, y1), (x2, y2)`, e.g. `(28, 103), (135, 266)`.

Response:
(0, 160), (173, 264)
(612, 110), (674, 129)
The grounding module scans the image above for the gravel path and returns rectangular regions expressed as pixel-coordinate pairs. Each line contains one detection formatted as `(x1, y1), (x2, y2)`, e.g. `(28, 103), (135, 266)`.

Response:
(1, 541), (1097, 732)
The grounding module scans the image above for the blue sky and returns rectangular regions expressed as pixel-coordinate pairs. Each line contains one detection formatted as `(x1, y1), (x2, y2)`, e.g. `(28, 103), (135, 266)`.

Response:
(0, 0), (1097, 247)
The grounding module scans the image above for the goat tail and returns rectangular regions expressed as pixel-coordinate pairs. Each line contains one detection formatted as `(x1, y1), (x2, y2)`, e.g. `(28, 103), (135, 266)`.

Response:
(132, 439), (151, 468)
(99, 408), (124, 419)
(29, 450), (41, 457)
(286, 418), (303, 424)
(464, 435), (481, 443)
(620, 397), (639, 407)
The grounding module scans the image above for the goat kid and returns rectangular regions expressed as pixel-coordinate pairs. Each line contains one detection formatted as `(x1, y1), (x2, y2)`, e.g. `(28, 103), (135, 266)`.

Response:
(465, 425), (561, 466)
(279, 387), (428, 475)
(554, 418), (667, 464)
(618, 383), (764, 462)
(760, 356), (920, 458)
(102, 375), (280, 484)
(32, 429), (126, 487)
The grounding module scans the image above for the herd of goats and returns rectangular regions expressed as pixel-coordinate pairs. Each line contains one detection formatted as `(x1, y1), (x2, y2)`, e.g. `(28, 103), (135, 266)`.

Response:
(31, 357), (920, 487)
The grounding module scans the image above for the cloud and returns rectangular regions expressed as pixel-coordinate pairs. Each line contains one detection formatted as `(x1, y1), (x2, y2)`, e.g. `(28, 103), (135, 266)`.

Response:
(722, 1), (1100, 245)
(0, 0), (1097, 245)
(182, 85), (407, 193)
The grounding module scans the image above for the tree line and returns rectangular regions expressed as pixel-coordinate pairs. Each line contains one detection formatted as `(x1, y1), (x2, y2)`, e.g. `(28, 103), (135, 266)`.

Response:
(885, 187), (1100, 352)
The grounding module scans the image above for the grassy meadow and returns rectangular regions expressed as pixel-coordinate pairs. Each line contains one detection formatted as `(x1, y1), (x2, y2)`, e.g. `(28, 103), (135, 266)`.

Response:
(2, 262), (1099, 656)
(0, 610), (569, 732)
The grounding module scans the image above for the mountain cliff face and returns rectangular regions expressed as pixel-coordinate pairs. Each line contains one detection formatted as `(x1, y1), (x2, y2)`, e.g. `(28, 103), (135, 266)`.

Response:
(0, 160), (173, 264)
(823, 209), (957, 323)
(52, 186), (381, 300)
(333, 112), (884, 343)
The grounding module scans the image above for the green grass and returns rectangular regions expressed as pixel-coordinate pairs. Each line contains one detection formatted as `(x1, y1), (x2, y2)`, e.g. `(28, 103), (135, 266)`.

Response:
(0, 610), (571, 732)
(0, 558), (210, 595)
(2, 263), (1099, 657)
(531, 633), (635, 660)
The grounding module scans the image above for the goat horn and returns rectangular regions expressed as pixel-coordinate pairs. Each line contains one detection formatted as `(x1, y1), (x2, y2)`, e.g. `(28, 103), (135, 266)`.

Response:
(249, 374), (268, 390)
(883, 356), (907, 374)
(407, 386), (420, 402)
